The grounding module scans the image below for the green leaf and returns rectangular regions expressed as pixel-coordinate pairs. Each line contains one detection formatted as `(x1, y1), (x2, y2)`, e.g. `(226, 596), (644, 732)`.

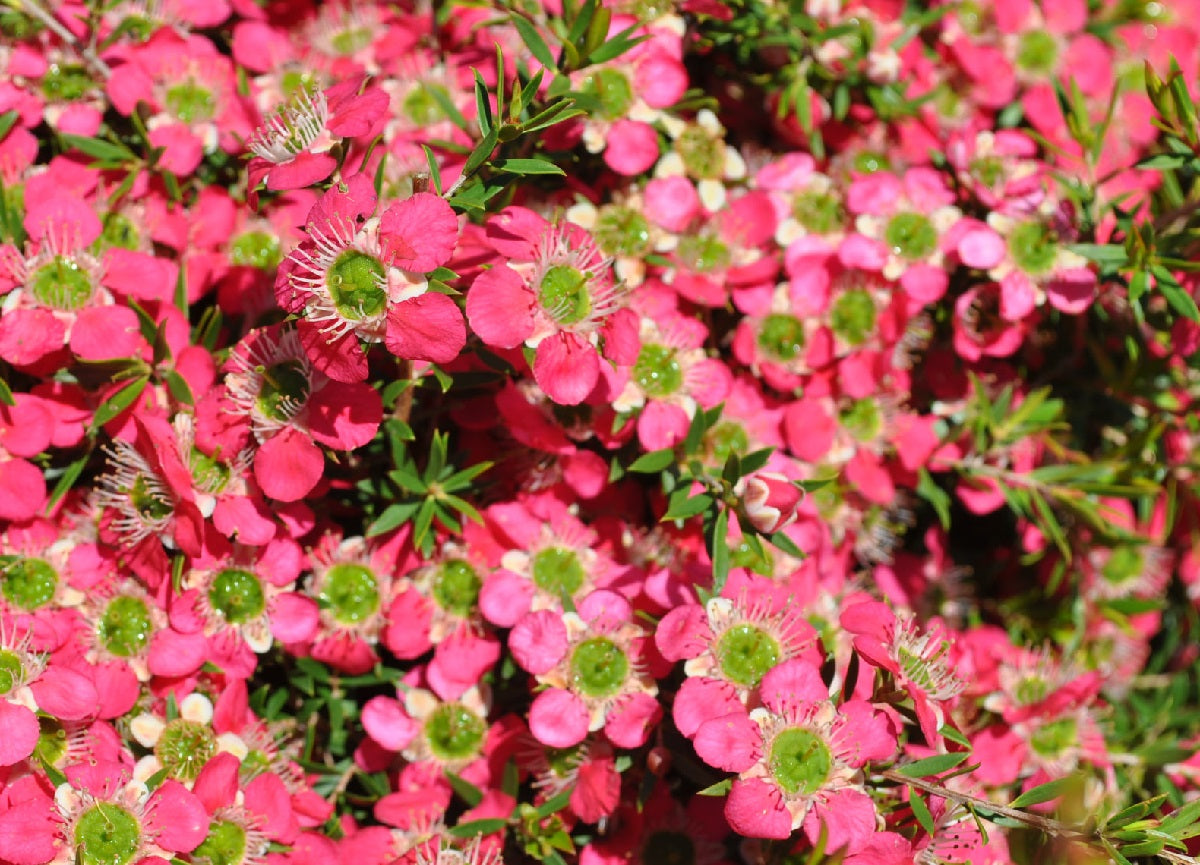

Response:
(473, 68), (494, 136)
(90, 377), (149, 431)
(536, 788), (573, 817)
(448, 818), (508, 839)
(421, 145), (444, 195)
(663, 490), (713, 522)
(628, 448), (675, 473)
(707, 506), (731, 596)
(1069, 243), (1129, 267)
(163, 369), (194, 406)
(739, 447), (774, 476)
(0, 111), (18, 142)
(697, 778), (732, 796)
(495, 157), (565, 175)
(1155, 265), (1200, 321)
(917, 468), (951, 530)
(895, 753), (969, 778)
(427, 84), (470, 132)
(60, 133), (137, 163)
(367, 502), (419, 537)
(46, 452), (91, 513)
(1139, 153), (1189, 169)
(0, 374), (14, 407)
(446, 771), (484, 807)
(909, 790), (936, 835)
(1009, 777), (1073, 808)
(584, 25), (646, 65)
(512, 15), (556, 69)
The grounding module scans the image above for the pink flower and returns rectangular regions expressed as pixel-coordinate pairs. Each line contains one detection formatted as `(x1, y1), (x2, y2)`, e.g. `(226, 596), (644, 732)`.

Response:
(512, 590), (660, 749)
(247, 78), (388, 194)
(656, 594), (818, 737)
(841, 600), (965, 743)
(220, 324), (382, 502)
(693, 660), (896, 849)
(279, 175), (463, 382)
(467, 208), (636, 405)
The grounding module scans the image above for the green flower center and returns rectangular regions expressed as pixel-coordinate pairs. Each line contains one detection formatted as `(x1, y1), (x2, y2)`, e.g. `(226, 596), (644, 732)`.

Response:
(330, 25), (373, 56)
(327, 250), (388, 321)
(677, 126), (724, 180)
(240, 748), (272, 780)
(1016, 30), (1059, 75)
(156, 718), (218, 780)
(1101, 546), (1144, 586)
(280, 69), (318, 98)
(884, 212), (937, 261)
(896, 645), (944, 694)
(1030, 717), (1077, 757)
(716, 624), (780, 687)
(791, 190), (844, 235)
(230, 231), (282, 270)
(257, 359), (311, 422)
(852, 151), (890, 174)
(319, 563), (380, 624)
(191, 820), (248, 865)
(632, 343), (683, 398)
(675, 233), (730, 273)
(706, 421), (750, 467)
(829, 289), (877, 346)
(538, 265), (592, 325)
(769, 727), (832, 795)
(970, 155), (1005, 189)
(100, 213), (139, 251)
(839, 398), (882, 442)
(1007, 220), (1059, 275)
(432, 559), (481, 617)
(424, 702), (487, 761)
(75, 804), (141, 865)
(1013, 675), (1050, 707)
(42, 63), (93, 102)
(583, 69), (634, 120)
(208, 568), (267, 624)
(30, 256), (94, 310)
(641, 831), (696, 865)
(0, 649), (22, 695)
(594, 205), (652, 257)
(570, 637), (629, 699)
(190, 449), (232, 495)
(127, 473), (172, 523)
(531, 547), (586, 599)
(1, 556), (58, 610)
(402, 84), (449, 126)
(35, 715), (69, 766)
(165, 81), (216, 124)
(757, 313), (806, 361)
(98, 596), (152, 657)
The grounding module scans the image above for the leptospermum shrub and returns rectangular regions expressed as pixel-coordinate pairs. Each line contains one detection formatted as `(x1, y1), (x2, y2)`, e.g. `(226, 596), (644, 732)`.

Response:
(7, 0), (1200, 863)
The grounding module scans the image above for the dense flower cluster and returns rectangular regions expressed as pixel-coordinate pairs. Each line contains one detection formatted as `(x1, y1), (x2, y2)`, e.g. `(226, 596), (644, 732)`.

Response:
(2, 0), (1200, 863)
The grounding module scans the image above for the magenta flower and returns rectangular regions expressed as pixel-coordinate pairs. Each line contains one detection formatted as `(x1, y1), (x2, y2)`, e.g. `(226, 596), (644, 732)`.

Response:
(693, 659), (896, 848)
(278, 175), (464, 381)
(466, 207), (637, 405)
(0, 774), (210, 865)
(656, 594), (818, 737)
(247, 78), (388, 194)
(511, 590), (660, 749)
(221, 324), (382, 502)
(840, 600), (965, 743)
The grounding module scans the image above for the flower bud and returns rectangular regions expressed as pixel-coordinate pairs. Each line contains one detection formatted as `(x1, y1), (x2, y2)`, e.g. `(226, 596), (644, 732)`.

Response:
(736, 471), (802, 534)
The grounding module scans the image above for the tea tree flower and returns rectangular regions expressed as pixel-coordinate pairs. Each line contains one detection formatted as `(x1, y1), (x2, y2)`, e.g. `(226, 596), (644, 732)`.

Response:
(693, 660), (896, 848)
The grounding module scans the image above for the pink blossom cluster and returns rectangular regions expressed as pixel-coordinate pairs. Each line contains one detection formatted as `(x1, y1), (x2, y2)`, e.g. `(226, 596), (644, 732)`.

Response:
(0, 0), (1199, 863)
